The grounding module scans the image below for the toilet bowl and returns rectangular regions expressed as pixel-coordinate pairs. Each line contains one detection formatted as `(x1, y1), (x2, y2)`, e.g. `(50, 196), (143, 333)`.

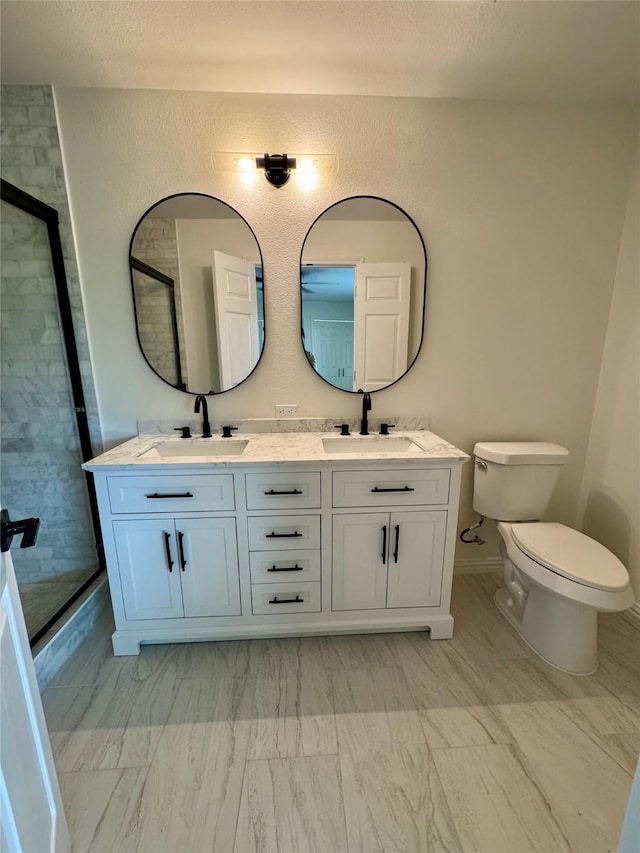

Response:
(472, 441), (633, 675)
(496, 520), (633, 674)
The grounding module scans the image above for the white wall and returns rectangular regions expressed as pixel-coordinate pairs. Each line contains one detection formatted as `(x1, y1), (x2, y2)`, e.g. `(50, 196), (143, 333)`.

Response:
(53, 89), (638, 561)
(579, 139), (640, 602)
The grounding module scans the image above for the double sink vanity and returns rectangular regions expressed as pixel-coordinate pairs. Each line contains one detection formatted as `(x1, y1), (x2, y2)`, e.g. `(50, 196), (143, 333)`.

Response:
(85, 425), (468, 655)
(93, 191), (470, 654)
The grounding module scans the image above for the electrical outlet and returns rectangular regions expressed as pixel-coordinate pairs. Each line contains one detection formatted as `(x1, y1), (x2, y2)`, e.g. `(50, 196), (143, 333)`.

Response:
(275, 404), (298, 417)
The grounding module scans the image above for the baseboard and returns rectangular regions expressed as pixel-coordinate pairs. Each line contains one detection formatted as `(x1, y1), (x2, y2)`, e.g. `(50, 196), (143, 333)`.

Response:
(33, 575), (110, 691)
(454, 556), (503, 575)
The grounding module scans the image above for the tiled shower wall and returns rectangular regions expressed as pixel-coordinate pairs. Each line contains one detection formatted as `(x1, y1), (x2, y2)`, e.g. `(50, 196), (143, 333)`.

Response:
(1, 84), (101, 449)
(1, 203), (96, 584)
(1, 84), (101, 585)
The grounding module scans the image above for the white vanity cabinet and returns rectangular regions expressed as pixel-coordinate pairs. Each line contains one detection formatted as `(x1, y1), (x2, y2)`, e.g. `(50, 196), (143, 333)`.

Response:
(331, 468), (449, 611)
(86, 432), (467, 654)
(332, 510), (447, 611)
(113, 517), (240, 621)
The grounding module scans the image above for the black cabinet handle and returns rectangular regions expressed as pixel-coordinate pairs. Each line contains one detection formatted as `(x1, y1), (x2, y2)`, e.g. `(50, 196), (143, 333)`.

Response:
(163, 531), (173, 572)
(177, 531), (186, 571)
(381, 524), (387, 564)
(146, 492), (194, 499)
(265, 531), (303, 538)
(267, 564), (303, 572)
(264, 489), (303, 496)
(371, 486), (415, 493)
(269, 595), (304, 604)
(393, 524), (400, 563)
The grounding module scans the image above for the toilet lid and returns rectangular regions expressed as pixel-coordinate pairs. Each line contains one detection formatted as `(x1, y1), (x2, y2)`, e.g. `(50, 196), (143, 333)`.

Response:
(510, 522), (629, 591)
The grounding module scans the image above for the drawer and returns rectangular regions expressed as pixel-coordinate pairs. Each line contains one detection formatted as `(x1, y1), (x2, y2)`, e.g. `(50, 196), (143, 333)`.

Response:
(251, 581), (321, 615)
(247, 515), (321, 551)
(332, 468), (450, 507)
(107, 474), (235, 514)
(250, 549), (321, 584)
(245, 472), (321, 510)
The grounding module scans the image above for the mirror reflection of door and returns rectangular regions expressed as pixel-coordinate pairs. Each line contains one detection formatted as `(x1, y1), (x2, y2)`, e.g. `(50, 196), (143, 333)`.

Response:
(354, 262), (411, 391)
(129, 194), (264, 395)
(212, 250), (259, 390)
(300, 196), (426, 393)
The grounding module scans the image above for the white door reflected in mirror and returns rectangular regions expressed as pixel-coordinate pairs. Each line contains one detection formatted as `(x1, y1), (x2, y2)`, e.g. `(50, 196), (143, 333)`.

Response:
(354, 262), (411, 392)
(212, 250), (260, 390)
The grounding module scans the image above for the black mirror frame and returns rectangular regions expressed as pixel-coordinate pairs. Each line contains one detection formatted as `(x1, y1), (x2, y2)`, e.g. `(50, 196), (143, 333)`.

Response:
(128, 192), (266, 396)
(299, 195), (427, 395)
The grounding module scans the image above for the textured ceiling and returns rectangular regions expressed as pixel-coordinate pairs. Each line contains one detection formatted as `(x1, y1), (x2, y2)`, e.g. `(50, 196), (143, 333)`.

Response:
(1, 1), (639, 102)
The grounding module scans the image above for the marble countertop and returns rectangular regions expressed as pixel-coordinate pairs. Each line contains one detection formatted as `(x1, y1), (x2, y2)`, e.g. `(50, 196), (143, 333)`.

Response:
(83, 428), (469, 471)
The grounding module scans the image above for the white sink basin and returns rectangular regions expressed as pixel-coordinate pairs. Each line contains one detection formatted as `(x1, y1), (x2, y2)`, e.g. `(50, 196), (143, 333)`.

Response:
(322, 435), (425, 454)
(140, 439), (249, 459)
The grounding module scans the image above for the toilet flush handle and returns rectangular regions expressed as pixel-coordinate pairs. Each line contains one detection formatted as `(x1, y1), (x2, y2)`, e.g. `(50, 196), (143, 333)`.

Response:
(475, 459), (487, 470)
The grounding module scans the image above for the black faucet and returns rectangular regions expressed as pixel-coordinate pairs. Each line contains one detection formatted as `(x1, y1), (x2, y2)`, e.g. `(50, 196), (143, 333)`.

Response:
(358, 390), (372, 435)
(194, 395), (212, 438)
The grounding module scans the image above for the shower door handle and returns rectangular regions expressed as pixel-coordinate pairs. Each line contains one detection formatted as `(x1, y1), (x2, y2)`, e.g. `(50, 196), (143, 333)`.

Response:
(1, 509), (40, 553)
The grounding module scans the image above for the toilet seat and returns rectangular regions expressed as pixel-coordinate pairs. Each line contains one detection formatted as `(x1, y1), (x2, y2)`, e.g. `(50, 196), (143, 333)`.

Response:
(510, 522), (629, 592)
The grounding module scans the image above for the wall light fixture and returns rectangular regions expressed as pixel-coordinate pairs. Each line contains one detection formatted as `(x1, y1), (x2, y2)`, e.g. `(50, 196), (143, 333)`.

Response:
(213, 152), (338, 190)
(256, 153), (295, 188)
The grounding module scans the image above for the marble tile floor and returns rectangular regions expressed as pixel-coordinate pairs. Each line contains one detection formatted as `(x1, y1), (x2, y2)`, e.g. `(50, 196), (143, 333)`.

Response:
(42, 574), (640, 853)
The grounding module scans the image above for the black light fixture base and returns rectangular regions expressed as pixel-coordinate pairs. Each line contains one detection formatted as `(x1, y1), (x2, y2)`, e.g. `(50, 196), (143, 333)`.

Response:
(256, 153), (297, 187)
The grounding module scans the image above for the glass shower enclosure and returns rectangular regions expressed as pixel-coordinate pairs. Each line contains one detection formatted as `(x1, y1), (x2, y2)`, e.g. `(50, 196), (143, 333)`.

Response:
(0, 180), (103, 645)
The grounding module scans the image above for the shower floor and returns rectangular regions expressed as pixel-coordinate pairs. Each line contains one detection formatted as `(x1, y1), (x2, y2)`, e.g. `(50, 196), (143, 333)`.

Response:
(19, 580), (89, 640)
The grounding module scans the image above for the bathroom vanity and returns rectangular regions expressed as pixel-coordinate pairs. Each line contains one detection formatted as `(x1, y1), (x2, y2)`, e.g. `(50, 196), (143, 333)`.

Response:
(84, 429), (468, 654)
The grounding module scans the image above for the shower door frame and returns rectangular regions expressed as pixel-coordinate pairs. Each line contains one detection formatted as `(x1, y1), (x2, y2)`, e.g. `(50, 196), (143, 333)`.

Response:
(0, 179), (105, 646)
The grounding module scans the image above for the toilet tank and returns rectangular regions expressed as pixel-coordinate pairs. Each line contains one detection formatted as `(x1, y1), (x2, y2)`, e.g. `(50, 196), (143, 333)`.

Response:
(472, 442), (569, 521)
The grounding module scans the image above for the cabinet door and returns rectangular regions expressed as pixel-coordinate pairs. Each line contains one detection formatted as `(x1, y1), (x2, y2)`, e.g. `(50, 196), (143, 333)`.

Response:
(113, 520), (184, 620)
(177, 517), (241, 617)
(386, 511), (446, 608)
(332, 513), (389, 611)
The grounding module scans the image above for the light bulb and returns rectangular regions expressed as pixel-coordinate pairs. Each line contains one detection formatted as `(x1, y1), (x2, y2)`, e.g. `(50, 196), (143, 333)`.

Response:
(295, 158), (319, 191)
(234, 157), (255, 172)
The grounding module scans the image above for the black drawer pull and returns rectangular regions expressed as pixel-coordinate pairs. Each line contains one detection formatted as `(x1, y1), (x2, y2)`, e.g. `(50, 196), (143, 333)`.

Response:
(393, 524), (400, 564)
(370, 486), (415, 493)
(264, 489), (303, 496)
(146, 492), (194, 499)
(269, 595), (304, 604)
(381, 524), (387, 564)
(265, 531), (303, 538)
(267, 564), (303, 572)
(163, 531), (173, 572)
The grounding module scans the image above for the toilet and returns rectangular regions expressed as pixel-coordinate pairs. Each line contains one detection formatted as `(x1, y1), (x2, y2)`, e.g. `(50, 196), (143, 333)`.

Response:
(472, 441), (633, 675)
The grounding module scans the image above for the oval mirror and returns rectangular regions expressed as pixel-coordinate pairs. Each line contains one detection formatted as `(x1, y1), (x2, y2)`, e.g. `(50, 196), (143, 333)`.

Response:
(300, 196), (426, 393)
(129, 193), (264, 394)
